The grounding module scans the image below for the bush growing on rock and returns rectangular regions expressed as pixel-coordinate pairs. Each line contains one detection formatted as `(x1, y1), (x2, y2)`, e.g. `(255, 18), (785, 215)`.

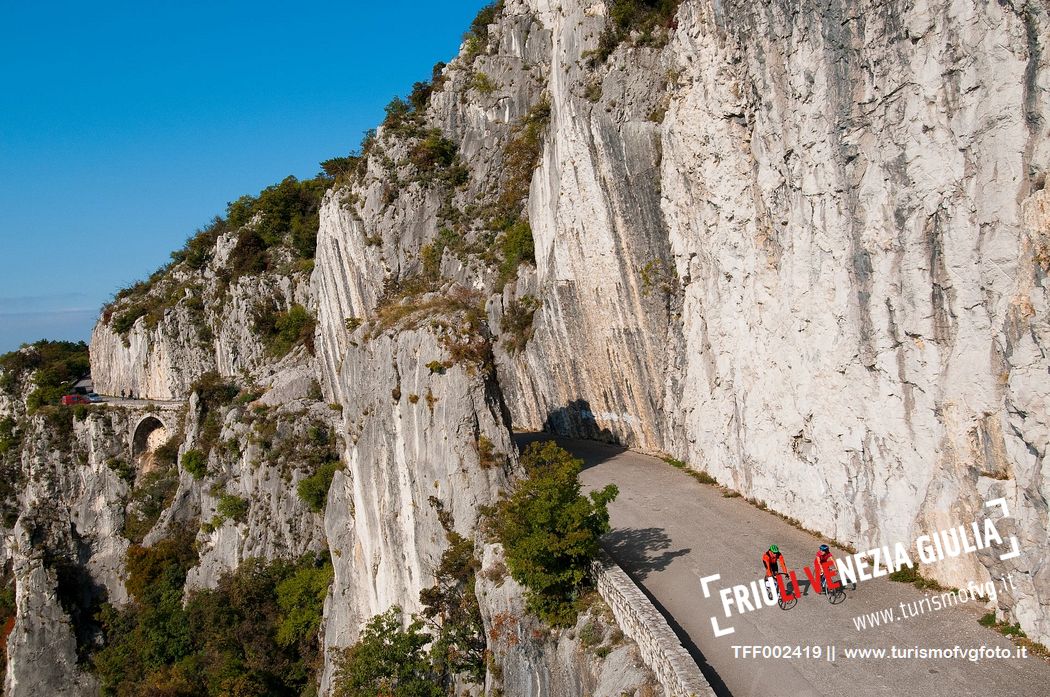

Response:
(180, 449), (207, 480)
(216, 493), (249, 523)
(333, 608), (443, 697)
(487, 441), (618, 626)
(255, 304), (316, 358)
(590, 0), (684, 65)
(296, 461), (343, 513)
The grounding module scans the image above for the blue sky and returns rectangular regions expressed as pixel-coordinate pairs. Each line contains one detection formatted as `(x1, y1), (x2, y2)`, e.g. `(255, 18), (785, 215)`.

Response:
(0, 0), (489, 353)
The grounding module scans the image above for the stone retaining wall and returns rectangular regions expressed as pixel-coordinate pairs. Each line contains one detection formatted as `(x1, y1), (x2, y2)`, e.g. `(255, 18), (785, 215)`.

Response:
(592, 553), (715, 697)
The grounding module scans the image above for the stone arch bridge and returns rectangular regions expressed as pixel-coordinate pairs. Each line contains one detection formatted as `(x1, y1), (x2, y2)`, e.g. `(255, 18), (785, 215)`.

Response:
(121, 400), (186, 470)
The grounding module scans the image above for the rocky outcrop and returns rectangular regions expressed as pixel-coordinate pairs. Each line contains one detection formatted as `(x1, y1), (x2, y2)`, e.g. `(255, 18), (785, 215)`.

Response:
(476, 545), (661, 697)
(3, 411), (132, 696)
(91, 231), (313, 401)
(317, 321), (513, 690)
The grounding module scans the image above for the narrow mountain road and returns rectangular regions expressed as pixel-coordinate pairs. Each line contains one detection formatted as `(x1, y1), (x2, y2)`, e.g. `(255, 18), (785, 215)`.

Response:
(516, 434), (1050, 697)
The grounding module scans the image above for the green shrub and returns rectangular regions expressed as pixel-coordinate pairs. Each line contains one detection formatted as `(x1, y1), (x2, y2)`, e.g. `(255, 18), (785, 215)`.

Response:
(275, 557), (334, 649)
(153, 434), (182, 469)
(190, 371), (238, 455)
(94, 544), (332, 697)
(297, 461), (343, 513)
(421, 228), (464, 279)
(463, 2), (503, 62)
(493, 99), (550, 225)
(470, 72), (497, 94)
(579, 619), (602, 647)
(170, 217), (226, 270)
(487, 442), (618, 626)
(888, 566), (947, 591)
(181, 450), (207, 480)
(0, 417), (19, 455)
(590, 0), (683, 65)
(111, 305), (148, 335)
(217, 494), (249, 523)
(106, 458), (135, 486)
(409, 130), (458, 174)
(419, 519), (486, 683)
(333, 608), (443, 697)
(498, 219), (535, 286)
(256, 304), (316, 358)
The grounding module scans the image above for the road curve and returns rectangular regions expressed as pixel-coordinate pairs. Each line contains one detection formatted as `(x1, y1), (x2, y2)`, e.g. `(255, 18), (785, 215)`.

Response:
(516, 434), (1050, 697)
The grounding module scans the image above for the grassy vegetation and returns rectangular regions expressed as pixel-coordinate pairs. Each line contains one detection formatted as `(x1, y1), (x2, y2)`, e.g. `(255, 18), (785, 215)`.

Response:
(494, 99), (550, 225)
(370, 285), (492, 372)
(485, 441), (618, 626)
(123, 466), (180, 544)
(662, 456), (718, 485)
(979, 612), (1050, 658)
(0, 418), (18, 457)
(476, 435), (507, 470)
(92, 530), (333, 697)
(469, 72), (497, 94)
(216, 493), (249, 524)
(190, 372), (239, 455)
(462, 2), (503, 62)
(104, 172), (328, 338)
(887, 565), (950, 592)
(226, 175), (329, 271)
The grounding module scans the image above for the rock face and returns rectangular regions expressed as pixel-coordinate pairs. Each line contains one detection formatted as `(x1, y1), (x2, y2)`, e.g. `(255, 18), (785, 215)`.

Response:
(3, 0), (1049, 693)
(91, 232), (312, 402)
(317, 325), (514, 691)
(486, 0), (1050, 643)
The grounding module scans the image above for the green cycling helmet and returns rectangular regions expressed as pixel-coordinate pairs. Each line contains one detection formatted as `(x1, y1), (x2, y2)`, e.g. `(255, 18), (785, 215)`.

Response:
(769, 544), (780, 554)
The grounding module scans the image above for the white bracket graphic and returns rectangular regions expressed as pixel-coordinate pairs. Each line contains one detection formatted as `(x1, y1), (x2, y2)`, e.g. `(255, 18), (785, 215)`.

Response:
(999, 536), (1022, 561)
(711, 616), (736, 637)
(985, 498), (1021, 561)
(699, 574), (721, 598)
(985, 497), (1010, 518)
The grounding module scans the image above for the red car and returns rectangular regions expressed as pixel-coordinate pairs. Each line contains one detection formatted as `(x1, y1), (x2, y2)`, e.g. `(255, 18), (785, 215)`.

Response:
(61, 394), (92, 406)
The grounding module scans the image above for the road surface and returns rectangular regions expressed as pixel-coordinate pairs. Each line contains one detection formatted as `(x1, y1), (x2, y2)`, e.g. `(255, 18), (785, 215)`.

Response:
(517, 434), (1050, 697)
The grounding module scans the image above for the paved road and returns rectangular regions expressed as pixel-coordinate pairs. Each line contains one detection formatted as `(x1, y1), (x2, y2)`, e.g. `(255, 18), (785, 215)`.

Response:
(517, 434), (1050, 697)
(94, 395), (184, 408)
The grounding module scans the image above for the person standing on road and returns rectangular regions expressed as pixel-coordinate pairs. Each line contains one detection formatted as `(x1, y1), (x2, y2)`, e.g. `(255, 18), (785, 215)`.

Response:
(120, 389), (125, 399)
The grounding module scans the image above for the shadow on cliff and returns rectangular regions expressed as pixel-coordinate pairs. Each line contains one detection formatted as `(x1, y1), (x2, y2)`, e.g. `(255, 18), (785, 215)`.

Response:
(543, 399), (620, 445)
(601, 527), (691, 580)
(512, 400), (627, 470)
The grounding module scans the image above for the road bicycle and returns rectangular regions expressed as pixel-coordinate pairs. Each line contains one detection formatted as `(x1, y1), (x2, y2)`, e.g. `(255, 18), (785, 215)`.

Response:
(765, 572), (798, 610)
(820, 573), (846, 605)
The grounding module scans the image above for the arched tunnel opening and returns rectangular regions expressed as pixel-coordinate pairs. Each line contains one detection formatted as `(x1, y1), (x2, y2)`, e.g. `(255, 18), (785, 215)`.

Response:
(132, 416), (170, 474)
